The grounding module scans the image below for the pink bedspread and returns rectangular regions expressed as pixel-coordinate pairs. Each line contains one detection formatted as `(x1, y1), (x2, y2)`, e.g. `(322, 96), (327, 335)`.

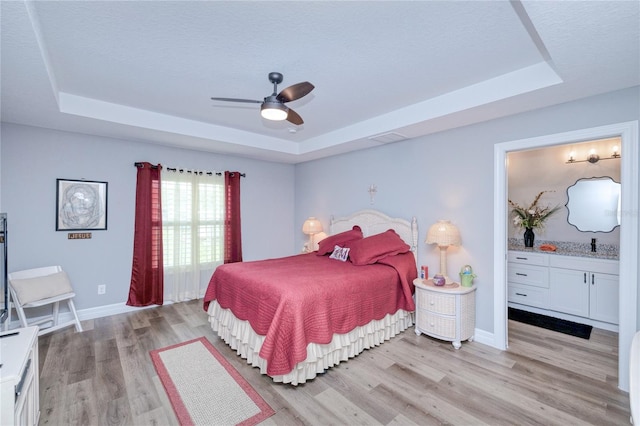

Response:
(203, 252), (417, 376)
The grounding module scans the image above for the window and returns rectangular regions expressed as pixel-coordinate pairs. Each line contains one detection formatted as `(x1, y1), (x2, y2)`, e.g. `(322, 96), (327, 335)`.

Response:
(161, 172), (225, 268)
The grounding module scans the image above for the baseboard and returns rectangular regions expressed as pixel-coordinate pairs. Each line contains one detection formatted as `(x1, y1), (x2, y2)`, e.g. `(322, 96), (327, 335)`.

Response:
(78, 301), (168, 321)
(3, 301), (172, 331)
(472, 328), (496, 348)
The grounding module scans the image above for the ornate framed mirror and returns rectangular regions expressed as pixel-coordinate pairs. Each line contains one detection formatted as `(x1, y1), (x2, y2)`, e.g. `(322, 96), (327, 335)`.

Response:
(565, 176), (620, 232)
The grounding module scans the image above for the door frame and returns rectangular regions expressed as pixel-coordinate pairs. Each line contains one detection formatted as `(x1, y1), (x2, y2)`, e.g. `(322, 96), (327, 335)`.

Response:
(493, 121), (638, 391)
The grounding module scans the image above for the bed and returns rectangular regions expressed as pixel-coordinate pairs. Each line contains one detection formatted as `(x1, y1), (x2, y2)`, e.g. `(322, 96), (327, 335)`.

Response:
(203, 209), (418, 385)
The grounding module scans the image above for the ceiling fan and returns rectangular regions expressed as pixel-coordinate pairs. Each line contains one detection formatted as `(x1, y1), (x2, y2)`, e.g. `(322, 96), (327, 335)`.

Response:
(211, 72), (314, 125)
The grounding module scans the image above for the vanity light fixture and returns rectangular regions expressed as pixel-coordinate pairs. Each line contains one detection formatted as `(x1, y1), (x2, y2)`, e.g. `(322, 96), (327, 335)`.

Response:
(566, 147), (622, 164)
(612, 145), (620, 158)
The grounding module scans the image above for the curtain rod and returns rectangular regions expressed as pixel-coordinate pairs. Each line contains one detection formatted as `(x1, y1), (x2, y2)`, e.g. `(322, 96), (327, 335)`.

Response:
(133, 162), (245, 177)
(165, 168), (246, 178)
(134, 162), (159, 169)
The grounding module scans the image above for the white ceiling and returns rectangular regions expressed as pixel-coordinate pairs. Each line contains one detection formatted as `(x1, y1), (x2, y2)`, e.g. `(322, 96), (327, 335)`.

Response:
(2, 1), (639, 164)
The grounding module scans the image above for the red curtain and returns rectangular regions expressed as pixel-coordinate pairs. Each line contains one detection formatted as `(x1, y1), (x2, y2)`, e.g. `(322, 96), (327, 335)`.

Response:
(224, 171), (243, 263)
(127, 162), (164, 306)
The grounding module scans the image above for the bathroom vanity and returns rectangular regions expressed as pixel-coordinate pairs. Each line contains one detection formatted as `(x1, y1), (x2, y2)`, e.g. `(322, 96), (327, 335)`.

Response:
(508, 245), (619, 330)
(507, 175), (621, 331)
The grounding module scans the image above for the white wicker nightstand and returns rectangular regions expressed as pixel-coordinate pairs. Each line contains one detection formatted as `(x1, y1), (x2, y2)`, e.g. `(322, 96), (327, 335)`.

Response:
(414, 278), (476, 349)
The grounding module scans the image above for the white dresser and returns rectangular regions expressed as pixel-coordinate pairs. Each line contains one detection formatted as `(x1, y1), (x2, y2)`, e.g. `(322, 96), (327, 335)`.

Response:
(0, 326), (39, 426)
(414, 278), (476, 349)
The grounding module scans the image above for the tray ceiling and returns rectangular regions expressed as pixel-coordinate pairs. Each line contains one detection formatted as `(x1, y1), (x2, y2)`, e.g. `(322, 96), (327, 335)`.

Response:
(2, 1), (638, 163)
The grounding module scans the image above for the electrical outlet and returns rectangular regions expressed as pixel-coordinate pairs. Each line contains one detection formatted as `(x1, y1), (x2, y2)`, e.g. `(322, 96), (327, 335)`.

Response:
(98, 284), (106, 295)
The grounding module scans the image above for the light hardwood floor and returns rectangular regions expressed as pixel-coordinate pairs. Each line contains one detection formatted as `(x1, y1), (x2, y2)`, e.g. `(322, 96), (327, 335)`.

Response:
(36, 300), (630, 425)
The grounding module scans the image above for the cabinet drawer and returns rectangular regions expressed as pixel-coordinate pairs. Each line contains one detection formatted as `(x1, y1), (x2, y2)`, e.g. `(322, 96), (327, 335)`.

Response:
(549, 255), (618, 275)
(508, 284), (549, 309)
(508, 251), (548, 266)
(416, 289), (456, 315)
(416, 311), (457, 339)
(508, 263), (549, 288)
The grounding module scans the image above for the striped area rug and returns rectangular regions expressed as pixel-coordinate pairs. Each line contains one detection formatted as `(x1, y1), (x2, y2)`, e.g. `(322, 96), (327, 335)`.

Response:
(150, 337), (275, 426)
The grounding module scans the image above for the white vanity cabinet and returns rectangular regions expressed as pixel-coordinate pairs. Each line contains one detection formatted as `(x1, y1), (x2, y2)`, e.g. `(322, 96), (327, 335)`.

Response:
(507, 251), (549, 309)
(509, 250), (619, 326)
(589, 273), (619, 324)
(548, 268), (590, 317)
(549, 255), (619, 325)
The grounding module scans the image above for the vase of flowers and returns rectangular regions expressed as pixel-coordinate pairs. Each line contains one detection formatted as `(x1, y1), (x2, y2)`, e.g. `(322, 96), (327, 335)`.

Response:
(509, 191), (560, 248)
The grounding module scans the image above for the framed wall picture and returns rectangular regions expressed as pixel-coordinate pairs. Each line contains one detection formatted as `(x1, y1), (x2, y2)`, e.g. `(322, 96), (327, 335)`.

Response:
(56, 179), (108, 231)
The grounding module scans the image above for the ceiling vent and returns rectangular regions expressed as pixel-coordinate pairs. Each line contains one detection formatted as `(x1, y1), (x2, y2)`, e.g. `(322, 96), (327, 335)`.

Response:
(368, 132), (408, 144)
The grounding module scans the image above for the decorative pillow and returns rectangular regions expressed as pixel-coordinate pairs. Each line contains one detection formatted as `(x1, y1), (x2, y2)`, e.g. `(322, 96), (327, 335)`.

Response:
(316, 225), (363, 255)
(346, 229), (410, 265)
(10, 270), (74, 305)
(329, 245), (351, 262)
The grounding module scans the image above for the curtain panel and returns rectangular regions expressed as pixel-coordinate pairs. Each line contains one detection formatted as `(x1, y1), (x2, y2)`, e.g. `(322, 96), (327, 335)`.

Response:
(127, 162), (164, 306)
(224, 171), (243, 263)
(128, 166), (242, 306)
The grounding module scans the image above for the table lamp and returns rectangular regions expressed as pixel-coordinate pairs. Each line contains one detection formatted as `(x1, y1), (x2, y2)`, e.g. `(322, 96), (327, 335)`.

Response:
(425, 220), (461, 283)
(302, 217), (323, 252)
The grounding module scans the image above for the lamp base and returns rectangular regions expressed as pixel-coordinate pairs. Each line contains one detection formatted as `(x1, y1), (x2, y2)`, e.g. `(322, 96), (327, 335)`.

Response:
(438, 246), (451, 283)
(302, 234), (315, 253)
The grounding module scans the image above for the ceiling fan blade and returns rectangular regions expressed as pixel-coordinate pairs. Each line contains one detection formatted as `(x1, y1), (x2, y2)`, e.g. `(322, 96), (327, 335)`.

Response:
(210, 97), (262, 104)
(277, 82), (315, 103)
(286, 108), (304, 125)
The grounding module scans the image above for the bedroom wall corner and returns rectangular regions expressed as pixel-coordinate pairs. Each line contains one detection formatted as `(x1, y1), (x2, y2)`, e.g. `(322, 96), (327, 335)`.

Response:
(0, 123), (296, 312)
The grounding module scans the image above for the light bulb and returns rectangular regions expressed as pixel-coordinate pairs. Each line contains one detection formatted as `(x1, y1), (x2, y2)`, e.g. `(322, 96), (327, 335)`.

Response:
(261, 107), (288, 121)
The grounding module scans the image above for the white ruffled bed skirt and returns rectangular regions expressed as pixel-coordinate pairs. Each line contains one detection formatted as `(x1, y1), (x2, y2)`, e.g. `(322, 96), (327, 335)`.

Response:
(207, 300), (414, 385)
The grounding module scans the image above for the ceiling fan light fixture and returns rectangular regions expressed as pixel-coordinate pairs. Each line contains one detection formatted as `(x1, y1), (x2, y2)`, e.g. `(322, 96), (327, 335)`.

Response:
(211, 72), (312, 125)
(260, 101), (288, 121)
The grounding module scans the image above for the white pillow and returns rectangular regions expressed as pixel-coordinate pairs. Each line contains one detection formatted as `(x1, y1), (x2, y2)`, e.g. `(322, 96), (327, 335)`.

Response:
(329, 245), (350, 262)
(10, 270), (74, 305)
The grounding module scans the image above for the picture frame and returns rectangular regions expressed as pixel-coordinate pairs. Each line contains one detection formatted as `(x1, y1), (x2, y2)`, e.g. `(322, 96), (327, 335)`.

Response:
(56, 179), (108, 231)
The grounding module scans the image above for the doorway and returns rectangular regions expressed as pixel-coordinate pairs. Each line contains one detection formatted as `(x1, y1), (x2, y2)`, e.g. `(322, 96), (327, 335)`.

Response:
(493, 121), (638, 392)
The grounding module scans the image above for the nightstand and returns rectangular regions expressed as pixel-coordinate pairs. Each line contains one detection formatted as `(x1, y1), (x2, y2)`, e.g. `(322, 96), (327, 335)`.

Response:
(414, 278), (476, 349)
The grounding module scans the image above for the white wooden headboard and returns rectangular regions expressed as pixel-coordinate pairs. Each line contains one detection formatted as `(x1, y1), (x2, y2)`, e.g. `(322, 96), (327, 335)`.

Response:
(330, 209), (418, 264)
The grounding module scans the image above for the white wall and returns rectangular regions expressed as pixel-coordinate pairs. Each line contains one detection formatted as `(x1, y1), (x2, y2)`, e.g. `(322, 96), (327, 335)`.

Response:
(0, 123), (295, 311)
(294, 86), (640, 333)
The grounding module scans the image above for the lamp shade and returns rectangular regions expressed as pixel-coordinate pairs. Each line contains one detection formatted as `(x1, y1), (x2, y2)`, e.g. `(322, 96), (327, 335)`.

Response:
(425, 220), (461, 247)
(302, 217), (323, 235)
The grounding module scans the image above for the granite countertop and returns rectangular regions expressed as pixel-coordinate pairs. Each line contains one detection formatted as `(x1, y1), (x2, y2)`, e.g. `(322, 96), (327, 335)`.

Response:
(508, 238), (619, 260)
